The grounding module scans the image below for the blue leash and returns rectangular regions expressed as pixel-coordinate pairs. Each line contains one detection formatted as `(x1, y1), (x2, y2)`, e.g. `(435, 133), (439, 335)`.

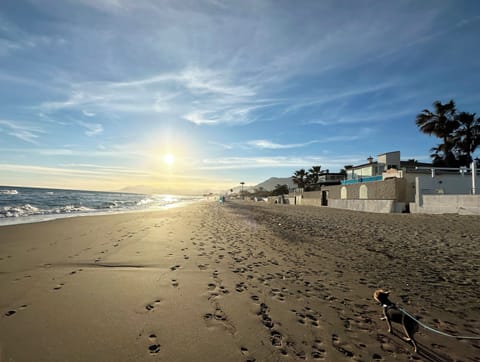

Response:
(399, 307), (480, 340)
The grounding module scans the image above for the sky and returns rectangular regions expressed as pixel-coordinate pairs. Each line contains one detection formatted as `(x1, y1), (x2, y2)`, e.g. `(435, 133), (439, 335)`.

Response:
(1, 0), (479, 194)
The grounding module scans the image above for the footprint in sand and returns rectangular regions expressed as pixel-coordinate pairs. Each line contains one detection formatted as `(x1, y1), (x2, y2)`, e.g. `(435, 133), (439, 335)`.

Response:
(171, 279), (179, 288)
(170, 264), (180, 271)
(145, 299), (162, 311)
(147, 333), (161, 354)
(69, 268), (82, 275)
(258, 303), (274, 329)
(53, 283), (65, 291)
(270, 288), (286, 302)
(311, 339), (327, 360)
(4, 304), (28, 317)
(270, 330), (283, 347)
(331, 334), (354, 358)
(235, 282), (246, 293)
(13, 274), (32, 282)
(218, 285), (229, 294)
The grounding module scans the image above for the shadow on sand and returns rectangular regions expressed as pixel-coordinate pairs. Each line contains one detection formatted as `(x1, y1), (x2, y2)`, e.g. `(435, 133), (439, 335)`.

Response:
(384, 331), (453, 362)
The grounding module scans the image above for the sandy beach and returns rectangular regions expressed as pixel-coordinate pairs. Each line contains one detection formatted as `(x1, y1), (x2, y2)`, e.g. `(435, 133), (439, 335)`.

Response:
(1, 201), (479, 361)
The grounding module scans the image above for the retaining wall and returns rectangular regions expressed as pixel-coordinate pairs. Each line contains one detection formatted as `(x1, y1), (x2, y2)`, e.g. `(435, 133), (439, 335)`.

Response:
(410, 195), (480, 215)
(328, 199), (406, 213)
(322, 178), (407, 201)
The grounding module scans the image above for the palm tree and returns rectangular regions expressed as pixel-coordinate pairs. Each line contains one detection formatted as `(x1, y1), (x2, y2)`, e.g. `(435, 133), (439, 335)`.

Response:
(240, 181), (245, 195)
(416, 100), (459, 166)
(430, 141), (457, 166)
(292, 169), (307, 189)
(308, 166), (322, 184)
(452, 112), (480, 166)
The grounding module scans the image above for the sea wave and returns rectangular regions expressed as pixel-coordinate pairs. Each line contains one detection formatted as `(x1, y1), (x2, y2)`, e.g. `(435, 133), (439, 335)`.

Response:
(136, 198), (154, 206)
(0, 189), (18, 195)
(102, 201), (120, 209)
(0, 204), (40, 218)
(0, 204), (94, 218)
(52, 205), (94, 214)
(0, 188), (203, 225)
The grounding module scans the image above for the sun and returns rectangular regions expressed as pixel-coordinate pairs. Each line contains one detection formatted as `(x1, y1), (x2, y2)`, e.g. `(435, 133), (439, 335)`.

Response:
(163, 153), (175, 165)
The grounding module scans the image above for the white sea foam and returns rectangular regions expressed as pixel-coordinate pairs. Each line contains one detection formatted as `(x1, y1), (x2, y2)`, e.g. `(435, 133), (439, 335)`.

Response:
(0, 189), (18, 195)
(0, 187), (204, 226)
(52, 205), (94, 214)
(0, 204), (40, 218)
(137, 198), (154, 206)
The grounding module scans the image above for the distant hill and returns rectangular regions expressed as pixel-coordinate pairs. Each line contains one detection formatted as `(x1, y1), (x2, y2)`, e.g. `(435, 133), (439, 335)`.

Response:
(253, 177), (294, 191)
(227, 177), (294, 194)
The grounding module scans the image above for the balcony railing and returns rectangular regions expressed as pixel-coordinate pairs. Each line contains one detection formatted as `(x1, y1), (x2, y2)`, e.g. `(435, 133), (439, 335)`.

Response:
(341, 175), (383, 185)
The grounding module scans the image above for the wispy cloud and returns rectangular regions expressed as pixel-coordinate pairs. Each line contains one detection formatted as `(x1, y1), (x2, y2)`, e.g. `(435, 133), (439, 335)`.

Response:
(0, 145), (147, 159)
(198, 154), (368, 171)
(0, 163), (150, 178)
(183, 111), (217, 125)
(208, 141), (233, 150)
(246, 139), (319, 149)
(0, 119), (45, 144)
(37, 64), (281, 127)
(245, 129), (374, 149)
(82, 110), (96, 117)
(282, 81), (400, 115)
(76, 121), (104, 136)
(0, 14), (67, 57)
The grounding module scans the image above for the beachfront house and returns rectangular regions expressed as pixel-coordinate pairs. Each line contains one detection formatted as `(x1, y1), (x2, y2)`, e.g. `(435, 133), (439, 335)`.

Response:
(300, 151), (480, 214)
(288, 171), (345, 206)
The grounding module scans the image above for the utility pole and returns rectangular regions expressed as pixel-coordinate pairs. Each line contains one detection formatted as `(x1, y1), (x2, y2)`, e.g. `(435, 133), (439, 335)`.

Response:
(472, 161), (477, 195)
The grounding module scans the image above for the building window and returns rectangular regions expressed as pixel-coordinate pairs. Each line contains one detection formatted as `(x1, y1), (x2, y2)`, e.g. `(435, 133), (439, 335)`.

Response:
(359, 184), (368, 199)
(341, 186), (347, 199)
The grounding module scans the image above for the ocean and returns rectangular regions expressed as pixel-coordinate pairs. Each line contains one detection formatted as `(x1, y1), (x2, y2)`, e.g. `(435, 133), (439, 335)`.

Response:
(0, 186), (203, 226)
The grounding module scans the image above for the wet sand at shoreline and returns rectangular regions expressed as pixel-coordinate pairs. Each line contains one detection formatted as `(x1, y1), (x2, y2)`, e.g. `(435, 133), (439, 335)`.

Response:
(1, 201), (479, 361)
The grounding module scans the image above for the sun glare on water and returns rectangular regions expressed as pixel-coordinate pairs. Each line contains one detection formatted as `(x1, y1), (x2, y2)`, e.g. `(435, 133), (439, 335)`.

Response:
(163, 153), (175, 165)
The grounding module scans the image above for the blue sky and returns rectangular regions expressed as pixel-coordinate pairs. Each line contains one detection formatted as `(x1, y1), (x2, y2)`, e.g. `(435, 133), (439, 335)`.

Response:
(1, 0), (479, 194)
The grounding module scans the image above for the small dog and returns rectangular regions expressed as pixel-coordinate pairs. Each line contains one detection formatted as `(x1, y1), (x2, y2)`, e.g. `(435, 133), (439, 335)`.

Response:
(373, 289), (419, 352)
